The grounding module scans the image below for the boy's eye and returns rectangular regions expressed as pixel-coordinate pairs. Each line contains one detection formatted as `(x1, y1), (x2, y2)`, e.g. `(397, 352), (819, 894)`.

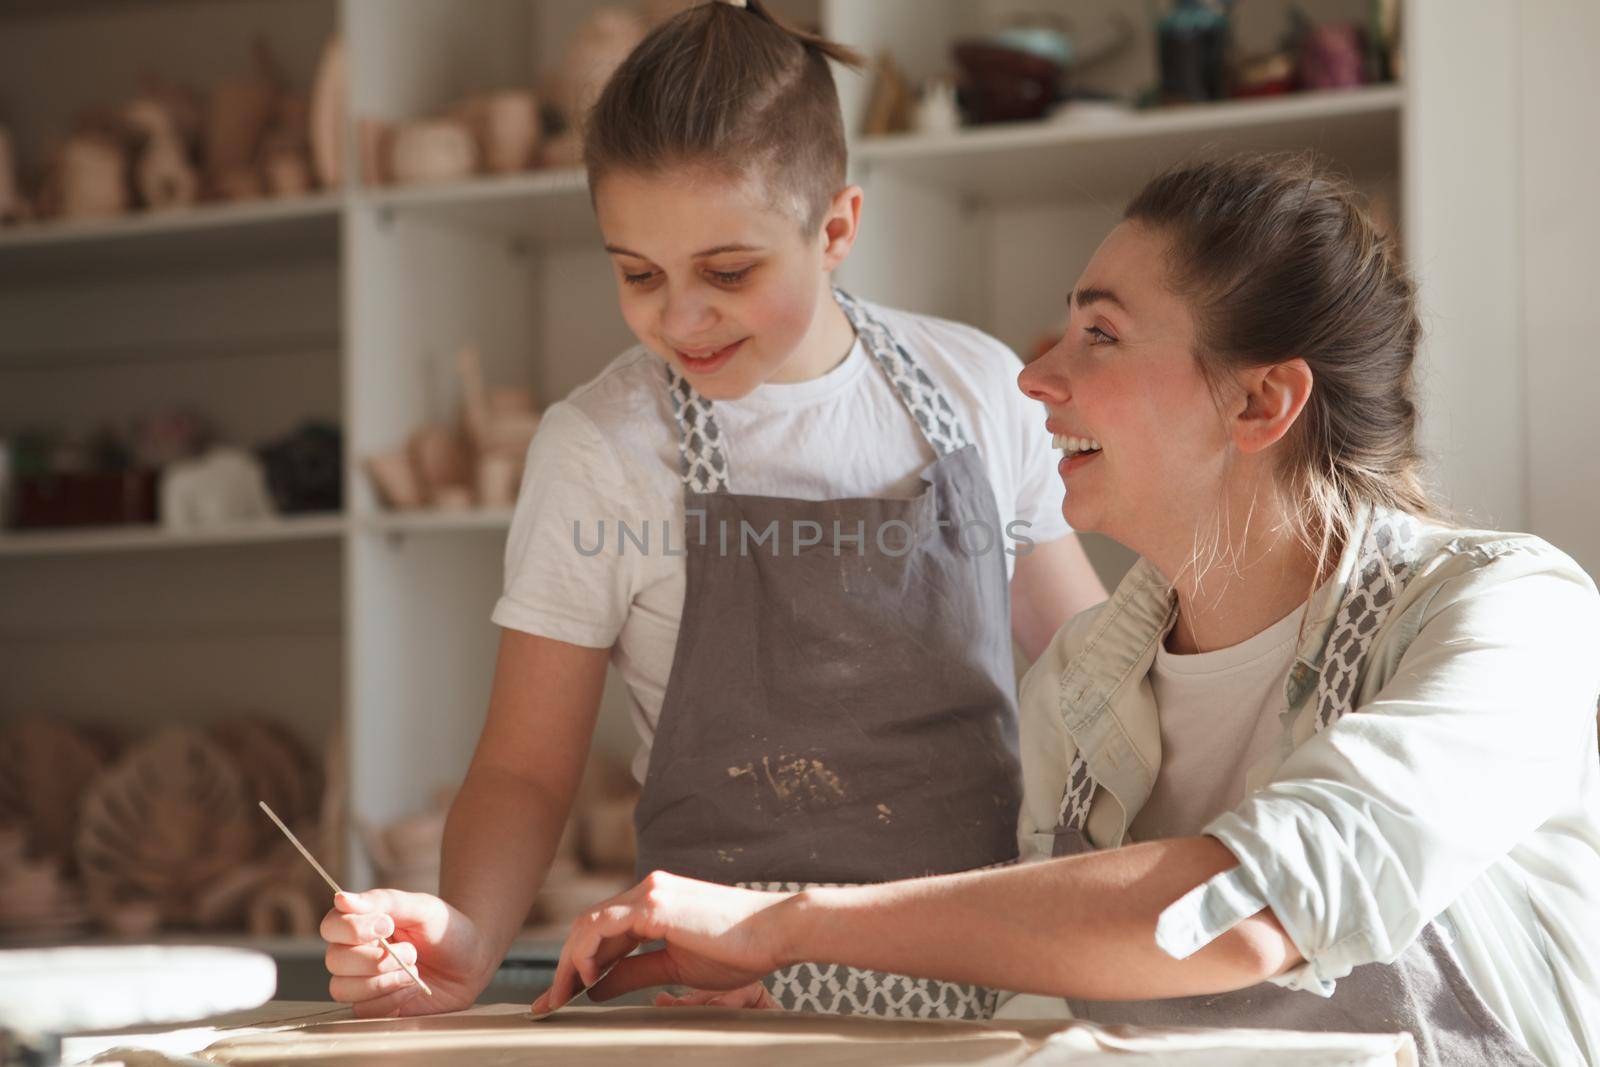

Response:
(1085, 326), (1115, 345)
(708, 266), (753, 285)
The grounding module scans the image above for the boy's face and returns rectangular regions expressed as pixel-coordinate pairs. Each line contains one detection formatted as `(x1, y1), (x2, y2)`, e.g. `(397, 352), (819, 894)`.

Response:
(595, 167), (852, 400)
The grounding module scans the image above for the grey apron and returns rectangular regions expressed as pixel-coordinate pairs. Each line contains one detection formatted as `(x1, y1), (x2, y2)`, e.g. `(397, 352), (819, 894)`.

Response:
(1049, 510), (1542, 1066)
(633, 289), (1023, 1020)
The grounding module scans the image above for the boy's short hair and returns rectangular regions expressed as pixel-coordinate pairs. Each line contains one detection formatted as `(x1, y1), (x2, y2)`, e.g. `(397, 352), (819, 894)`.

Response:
(584, 0), (864, 233)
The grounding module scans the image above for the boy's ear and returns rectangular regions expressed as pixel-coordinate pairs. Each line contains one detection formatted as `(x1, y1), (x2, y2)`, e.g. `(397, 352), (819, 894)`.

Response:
(820, 184), (863, 270)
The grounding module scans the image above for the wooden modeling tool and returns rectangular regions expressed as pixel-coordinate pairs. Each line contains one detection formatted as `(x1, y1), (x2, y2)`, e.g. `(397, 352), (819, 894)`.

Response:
(257, 800), (433, 998)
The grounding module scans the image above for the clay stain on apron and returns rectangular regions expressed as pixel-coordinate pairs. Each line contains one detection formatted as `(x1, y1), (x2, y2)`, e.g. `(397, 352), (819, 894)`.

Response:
(727, 755), (847, 814)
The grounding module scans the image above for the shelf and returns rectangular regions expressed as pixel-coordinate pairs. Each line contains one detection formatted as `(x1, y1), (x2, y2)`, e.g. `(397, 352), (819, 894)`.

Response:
(0, 169), (596, 282)
(0, 193), (342, 283)
(362, 508), (515, 535)
(0, 512), (347, 557)
(0, 510), (520, 557)
(359, 168), (596, 245)
(854, 85), (1404, 203)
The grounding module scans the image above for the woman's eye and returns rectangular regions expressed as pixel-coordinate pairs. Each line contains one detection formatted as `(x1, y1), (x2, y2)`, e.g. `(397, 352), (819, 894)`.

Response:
(1085, 326), (1115, 345)
(622, 270), (656, 286)
(708, 267), (753, 285)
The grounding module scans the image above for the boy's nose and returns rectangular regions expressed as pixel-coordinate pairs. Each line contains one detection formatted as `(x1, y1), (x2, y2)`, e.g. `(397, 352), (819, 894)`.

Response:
(660, 287), (716, 340)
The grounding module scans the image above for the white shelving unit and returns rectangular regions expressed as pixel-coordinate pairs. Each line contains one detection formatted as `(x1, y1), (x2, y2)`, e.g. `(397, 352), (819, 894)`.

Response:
(5, 0), (1560, 969)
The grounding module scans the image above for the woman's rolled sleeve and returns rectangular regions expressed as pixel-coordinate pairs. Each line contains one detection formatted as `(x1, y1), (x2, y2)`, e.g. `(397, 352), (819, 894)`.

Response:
(1156, 547), (1600, 993)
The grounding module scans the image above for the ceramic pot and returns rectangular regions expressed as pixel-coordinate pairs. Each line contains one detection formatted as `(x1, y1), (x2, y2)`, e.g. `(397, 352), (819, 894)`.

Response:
(389, 119), (478, 185)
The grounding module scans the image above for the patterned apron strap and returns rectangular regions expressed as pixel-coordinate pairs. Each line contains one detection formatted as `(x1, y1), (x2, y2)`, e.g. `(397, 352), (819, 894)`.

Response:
(741, 877), (1002, 1020)
(1056, 508), (1426, 838)
(664, 289), (976, 494)
(664, 364), (730, 493)
(1313, 507), (1425, 730)
(833, 287), (975, 457)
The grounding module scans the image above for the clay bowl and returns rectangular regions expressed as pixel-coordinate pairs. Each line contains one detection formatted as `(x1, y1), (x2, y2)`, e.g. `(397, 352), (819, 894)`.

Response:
(953, 41), (1064, 124)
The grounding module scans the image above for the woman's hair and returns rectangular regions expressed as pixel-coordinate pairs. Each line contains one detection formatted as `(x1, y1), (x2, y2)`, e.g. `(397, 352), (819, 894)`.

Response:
(584, 0), (864, 232)
(1124, 152), (1439, 583)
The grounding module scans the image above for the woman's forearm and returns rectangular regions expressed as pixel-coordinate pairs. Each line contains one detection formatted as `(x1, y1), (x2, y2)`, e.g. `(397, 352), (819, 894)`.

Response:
(777, 836), (1301, 1001)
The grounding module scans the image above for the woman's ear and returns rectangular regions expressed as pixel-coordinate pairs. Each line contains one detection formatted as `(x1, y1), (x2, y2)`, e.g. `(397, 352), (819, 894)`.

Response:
(820, 184), (863, 270)
(1232, 358), (1313, 454)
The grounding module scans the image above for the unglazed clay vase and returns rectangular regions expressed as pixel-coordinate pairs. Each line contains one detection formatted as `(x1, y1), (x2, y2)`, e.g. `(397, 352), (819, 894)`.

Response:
(642, 0), (701, 28)
(480, 90), (541, 174)
(364, 450), (422, 510)
(389, 119), (478, 185)
(309, 34), (346, 189)
(356, 117), (392, 186)
(0, 125), (28, 224)
(205, 43), (281, 197)
(57, 133), (129, 220)
(552, 8), (647, 135)
(262, 142), (313, 198)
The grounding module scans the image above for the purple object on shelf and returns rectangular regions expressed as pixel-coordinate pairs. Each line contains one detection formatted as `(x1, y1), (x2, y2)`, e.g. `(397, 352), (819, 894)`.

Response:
(1299, 22), (1368, 90)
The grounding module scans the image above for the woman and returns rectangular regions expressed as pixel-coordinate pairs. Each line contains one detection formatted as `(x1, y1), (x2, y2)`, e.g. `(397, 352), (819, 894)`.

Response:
(529, 155), (1600, 1067)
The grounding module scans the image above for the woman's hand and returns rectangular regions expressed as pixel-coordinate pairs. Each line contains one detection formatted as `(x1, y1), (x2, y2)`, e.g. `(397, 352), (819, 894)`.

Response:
(320, 889), (494, 1017)
(531, 871), (795, 1015)
(654, 983), (780, 1010)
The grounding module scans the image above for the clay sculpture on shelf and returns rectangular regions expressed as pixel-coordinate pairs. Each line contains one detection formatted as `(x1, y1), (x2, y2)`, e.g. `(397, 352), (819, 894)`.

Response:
(0, 718), (114, 872)
(124, 96), (200, 211)
(205, 39), (283, 201)
(457, 346), (540, 508)
(543, 7), (646, 167)
(356, 117), (391, 187)
(642, 0), (701, 28)
(309, 33), (346, 190)
(529, 756), (639, 931)
(257, 420), (342, 514)
(365, 346), (541, 512)
(75, 729), (256, 927)
(260, 92), (314, 198)
(0, 844), (92, 943)
(359, 789), (452, 896)
(158, 447), (275, 531)
(0, 125), (31, 224)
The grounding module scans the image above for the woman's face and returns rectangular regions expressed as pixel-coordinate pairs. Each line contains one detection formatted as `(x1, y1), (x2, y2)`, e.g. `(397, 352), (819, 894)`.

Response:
(1018, 221), (1233, 558)
(594, 167), (844, 401)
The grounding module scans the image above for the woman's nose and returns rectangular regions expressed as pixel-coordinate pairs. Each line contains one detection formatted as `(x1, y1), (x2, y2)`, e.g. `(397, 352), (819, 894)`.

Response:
(1018, 340), (1071, 405)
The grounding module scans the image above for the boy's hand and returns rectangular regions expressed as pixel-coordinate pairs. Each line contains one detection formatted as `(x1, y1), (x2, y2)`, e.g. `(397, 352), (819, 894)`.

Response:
(320, 889), (493, 1017)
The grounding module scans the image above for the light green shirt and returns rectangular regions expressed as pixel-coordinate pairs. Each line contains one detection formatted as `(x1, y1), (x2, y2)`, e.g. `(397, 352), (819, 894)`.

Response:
(1015, 509), (1600, 1067)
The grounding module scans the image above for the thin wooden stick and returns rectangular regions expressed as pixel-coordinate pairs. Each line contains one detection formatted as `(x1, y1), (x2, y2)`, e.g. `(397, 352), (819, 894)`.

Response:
(258, 800), (433, 997)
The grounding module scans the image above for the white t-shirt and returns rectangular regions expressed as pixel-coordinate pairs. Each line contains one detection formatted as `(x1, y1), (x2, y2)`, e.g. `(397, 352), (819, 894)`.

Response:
(493, 300), (1072, 780)
(1128, 600), (1310, 842)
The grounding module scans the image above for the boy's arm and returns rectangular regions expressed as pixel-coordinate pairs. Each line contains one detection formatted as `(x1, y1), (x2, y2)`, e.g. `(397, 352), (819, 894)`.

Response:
(1011, 534), (1107, 661)
(440, 628), (611, 972)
